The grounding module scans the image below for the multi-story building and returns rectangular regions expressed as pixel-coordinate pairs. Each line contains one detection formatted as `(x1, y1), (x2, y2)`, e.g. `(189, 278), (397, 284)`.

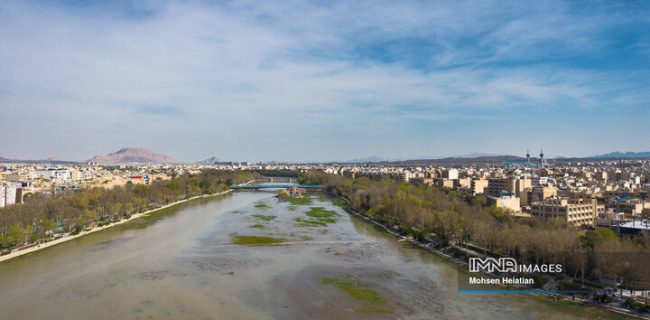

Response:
(489, 195), (521, 213)
(455, 177), (471, 189)
(435, 178), (455, 188)
(487, 177), (517, 197)
(532, 176), (550, 186)
(487, 177), (530, 197)
(0, 184), (23, 208)
(471, 178), (488, 195)
(444, 168), (459, 180)
(521, 186), (558, 206)
(614, 199), (647, 217)
(34, 169), (72, 182)
(530, 198), (604, 227)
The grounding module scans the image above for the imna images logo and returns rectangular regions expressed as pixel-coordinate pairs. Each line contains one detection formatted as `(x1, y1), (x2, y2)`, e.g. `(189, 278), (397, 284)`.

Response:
(469, 257), (562, 273)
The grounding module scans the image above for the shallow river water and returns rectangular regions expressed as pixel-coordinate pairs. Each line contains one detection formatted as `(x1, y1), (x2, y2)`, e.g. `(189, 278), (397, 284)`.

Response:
(0, 191), (615, 319)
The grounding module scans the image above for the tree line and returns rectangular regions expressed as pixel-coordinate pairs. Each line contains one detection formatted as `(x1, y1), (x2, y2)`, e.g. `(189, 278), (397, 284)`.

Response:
(0, 169), (256, 252)
(300, 172), (650, 293)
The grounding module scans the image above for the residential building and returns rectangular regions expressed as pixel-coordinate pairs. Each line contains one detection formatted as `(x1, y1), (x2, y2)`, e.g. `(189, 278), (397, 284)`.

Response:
(530, 198), (604, 227)
(471, 178), (488, 195)
(489, 195), (521, 213)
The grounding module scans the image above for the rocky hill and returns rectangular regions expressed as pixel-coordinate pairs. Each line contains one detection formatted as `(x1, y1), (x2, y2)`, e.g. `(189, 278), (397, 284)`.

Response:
(86, 148), (179, 165)
(196, 156), (220, 165)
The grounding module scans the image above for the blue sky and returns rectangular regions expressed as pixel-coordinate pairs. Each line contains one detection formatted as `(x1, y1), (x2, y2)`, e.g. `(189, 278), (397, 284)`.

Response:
(0, 0), (649, 162)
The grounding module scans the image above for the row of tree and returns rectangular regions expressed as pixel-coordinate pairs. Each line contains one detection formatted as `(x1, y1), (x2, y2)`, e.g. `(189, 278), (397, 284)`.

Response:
(300, 172), (650, 291)
(0, 170), (256, 251)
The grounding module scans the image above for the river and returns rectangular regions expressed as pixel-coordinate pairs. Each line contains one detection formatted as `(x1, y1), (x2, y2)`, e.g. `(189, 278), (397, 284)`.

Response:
(0, 191), (619, 319)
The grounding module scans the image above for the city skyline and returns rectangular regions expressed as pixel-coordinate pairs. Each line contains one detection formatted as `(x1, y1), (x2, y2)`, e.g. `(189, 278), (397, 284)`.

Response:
(1, 1), (649, 162)
(2, 2), (650, 318)
(2, 145), (649, 164)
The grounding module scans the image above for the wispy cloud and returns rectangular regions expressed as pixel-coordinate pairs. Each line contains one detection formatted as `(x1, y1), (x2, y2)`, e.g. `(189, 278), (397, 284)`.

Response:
(0, 0), (648, 161)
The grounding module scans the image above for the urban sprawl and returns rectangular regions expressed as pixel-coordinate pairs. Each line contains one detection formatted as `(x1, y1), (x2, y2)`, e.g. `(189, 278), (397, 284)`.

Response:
(2, 153), (649, 236)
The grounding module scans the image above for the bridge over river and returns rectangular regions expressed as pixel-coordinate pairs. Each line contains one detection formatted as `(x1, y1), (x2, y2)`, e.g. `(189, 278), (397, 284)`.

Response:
(230, 177), (322, 190)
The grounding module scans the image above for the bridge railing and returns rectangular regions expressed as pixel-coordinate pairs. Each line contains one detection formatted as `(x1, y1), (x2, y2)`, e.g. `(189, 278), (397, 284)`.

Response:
(255, 177), (298, 183)
(230, 183), (322, 190)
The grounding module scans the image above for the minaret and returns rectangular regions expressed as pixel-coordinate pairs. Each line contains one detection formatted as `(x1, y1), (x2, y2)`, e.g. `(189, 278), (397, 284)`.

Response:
(539, 149), (545, 168)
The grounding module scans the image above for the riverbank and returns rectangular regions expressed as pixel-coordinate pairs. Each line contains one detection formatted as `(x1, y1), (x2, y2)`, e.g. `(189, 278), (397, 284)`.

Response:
(0, 189), (233, 264)
(333, 194), (648, 320)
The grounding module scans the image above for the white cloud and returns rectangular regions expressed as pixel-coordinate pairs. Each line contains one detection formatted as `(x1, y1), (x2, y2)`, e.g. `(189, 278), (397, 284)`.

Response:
(0, 0), (648, 161)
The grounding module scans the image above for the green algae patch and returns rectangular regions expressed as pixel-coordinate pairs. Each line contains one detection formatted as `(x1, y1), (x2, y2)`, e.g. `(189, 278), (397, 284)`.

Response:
(295, 217), (328, 227)
(254, 202), (269, 209)
(231, 235), (285, 246)
(321, 277), (391, 314)
(286, 197), (312, 205)
(252, 214), (276, 221)
(248, 224), (266, 229)
(294, 207), (339, 227)
(305, 207), (338, 219)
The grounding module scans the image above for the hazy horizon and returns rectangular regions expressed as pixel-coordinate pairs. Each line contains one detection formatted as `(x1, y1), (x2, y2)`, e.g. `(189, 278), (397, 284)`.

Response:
(1, 1), (649, 162)
(2, 146), (650, 164)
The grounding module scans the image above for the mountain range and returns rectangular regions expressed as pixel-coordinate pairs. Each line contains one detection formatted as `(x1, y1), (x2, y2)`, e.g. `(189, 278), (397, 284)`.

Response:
(593, 151), (650, 159)
(343, 156), (386, 163)
(374, 155), (526, 166)
(86, 148), (179, 165)
(3, 149), (650, 165)
(0, 156), (76, 165)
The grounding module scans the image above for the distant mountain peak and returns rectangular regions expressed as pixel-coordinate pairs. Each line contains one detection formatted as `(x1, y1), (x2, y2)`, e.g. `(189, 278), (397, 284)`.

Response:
(196, 156), (220, 165)
(594, 151), (650, 159)
(86, 147), (179, 165)
(454, 152), (502, 158)
(344, 156), (385, 163)
(112, 147), (151, 154)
